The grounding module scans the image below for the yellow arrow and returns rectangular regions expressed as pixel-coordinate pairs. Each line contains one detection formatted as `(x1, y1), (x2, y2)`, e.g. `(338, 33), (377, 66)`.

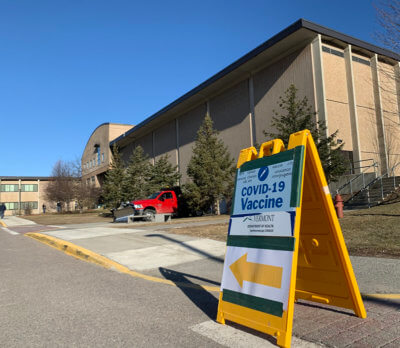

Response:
(229, 253), (283, 289)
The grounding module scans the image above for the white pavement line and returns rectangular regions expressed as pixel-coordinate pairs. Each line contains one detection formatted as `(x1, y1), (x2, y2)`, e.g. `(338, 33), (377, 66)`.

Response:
(106, 239), (225, 271)
(43, 227), (145, 241)
(0, 227), (19, 235)
(190, 321), (324, 348)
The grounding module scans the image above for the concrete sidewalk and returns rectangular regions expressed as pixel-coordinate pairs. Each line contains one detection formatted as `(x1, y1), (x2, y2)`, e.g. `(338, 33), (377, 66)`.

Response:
(1, 215), (37, 227)
(2, 216), (399, 347)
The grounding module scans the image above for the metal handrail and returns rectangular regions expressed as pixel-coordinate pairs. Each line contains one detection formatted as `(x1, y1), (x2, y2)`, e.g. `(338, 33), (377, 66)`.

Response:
(347, 161), (400, 207)
(390, 162), (400, 189)
(336, 160), (378, 195)
(348, 158), (376, 174)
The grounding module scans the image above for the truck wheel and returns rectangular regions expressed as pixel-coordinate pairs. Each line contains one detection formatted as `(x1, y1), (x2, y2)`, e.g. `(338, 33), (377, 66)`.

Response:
(143, 208), (155, 222)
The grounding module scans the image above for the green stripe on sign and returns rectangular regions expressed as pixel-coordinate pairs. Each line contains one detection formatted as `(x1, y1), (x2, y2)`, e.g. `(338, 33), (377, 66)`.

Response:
(227, 235), (295, 251)
(222, 289), (283, 317)
(290, 145), (305, 207)
(239, 149), (296, 172)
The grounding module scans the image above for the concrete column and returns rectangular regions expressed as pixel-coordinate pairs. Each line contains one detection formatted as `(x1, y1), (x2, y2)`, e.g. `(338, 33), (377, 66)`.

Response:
(371, 54), (389, 174)
(344, 45), (362, 173)
(18, 179), (21, 215)
(206, 100), (210, 118)
(311, 34), (329, 137)
(151, 131), (155, 165)
(37, 179), (40, 214)
(395, 62), (400, 124)
(175, 118), (181, 185)
(248, 76), (256, 147)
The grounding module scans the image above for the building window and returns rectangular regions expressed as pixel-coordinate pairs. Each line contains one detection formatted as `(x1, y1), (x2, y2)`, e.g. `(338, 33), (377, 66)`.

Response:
(91, 176), (95, 183)
(1, 184), (19, 192)
(21, 184), (38, 192)
(20, 201), (38, 210)
(97, 147), (101, 165)
(352, 55), (370, 66)
(86, 178), (90, 185)
(322, 45), (344, 58)
(5, 202), (19, 210)
(102, 153), (104, 163)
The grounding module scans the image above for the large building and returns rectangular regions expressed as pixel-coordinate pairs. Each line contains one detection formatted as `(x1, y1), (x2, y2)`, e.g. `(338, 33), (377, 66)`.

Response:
(108, 19), (400, 183)
(81, 123), (134, 187)
(0, 177), (54, 216)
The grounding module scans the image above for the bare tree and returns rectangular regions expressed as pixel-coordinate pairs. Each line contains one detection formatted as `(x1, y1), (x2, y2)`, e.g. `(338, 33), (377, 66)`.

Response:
(373, 1), (400, 173)
(375, 0), (400, 53)
(45, 160), (77, 211)
(70, 158), (101, 211)
(74, 181), (101, 211)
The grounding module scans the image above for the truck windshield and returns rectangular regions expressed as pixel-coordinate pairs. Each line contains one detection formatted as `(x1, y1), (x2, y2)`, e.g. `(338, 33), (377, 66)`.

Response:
(148, 192), (160, 199)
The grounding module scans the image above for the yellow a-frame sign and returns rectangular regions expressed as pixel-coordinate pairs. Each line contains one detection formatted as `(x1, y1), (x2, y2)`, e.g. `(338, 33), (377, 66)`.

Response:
(217, 130), (366, 348)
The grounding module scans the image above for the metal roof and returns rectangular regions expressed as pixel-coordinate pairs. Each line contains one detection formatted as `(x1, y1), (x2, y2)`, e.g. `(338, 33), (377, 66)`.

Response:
(111, 18), (400, 148)
(0, 176), (53, 181)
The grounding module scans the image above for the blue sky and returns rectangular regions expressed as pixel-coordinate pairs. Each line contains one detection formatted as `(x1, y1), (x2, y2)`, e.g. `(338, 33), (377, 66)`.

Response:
(0, 0), (383, 176)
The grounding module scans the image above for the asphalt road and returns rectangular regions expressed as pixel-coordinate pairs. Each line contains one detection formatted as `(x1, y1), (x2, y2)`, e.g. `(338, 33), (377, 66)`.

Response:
(0, 231), (225, 347)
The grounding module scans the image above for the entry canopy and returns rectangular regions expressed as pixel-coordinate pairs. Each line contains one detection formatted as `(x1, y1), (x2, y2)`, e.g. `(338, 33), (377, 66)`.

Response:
(217, 129), (366, 348)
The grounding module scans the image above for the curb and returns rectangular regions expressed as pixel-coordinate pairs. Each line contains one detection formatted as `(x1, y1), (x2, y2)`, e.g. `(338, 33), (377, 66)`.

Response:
(0, 220), (7, 227)
(25, 233), (400, 300)
(25, 232), (220, 292)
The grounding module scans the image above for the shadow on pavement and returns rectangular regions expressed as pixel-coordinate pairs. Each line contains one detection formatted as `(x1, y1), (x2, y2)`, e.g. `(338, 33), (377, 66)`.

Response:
(159, 267), (218, 320)
(362, 295), (400, 310)
(147, 233), (224, 263)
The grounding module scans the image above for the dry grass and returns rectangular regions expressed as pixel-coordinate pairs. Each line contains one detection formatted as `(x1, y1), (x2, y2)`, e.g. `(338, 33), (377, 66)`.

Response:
(23, 211), (113, 225)
(167, 202), (400, 258)
(340, 202), (400, 258)
(166, 223), (229, 241)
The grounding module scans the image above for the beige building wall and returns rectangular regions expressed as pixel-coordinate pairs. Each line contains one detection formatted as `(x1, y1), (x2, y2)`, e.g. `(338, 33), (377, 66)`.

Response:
(132, 132), (153, 162)
(178, 104), (207, 183)
(322, 45), (353, 151)
(378, 62), (400, 172)
(0, 178), (54, 216)
(154, 120), (177, 163)
(209, 79), (252, 160)
(352, 54), (380, 169)
(82, 123), (133, 186)
(253, 46), (315, 145)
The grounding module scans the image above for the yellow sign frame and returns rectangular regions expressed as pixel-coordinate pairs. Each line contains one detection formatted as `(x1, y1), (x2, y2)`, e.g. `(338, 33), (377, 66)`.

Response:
(217, 130), (366, 347)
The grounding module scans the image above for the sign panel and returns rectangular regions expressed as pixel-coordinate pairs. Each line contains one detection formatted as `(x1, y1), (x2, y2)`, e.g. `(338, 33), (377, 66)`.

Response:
(220, 147), (303, 322)
(217, 131), (367, 348)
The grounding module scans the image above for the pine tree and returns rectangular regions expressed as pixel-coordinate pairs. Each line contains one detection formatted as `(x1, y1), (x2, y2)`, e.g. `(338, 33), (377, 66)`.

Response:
(148, 154), (181, 192)
(263, 84), (347, 183)
(103, 144), (126, 208)
(186, 114), (235, 214)
(123, 145), (152, 200)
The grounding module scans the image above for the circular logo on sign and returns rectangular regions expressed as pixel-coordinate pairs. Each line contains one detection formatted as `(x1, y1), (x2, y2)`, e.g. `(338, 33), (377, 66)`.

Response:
(258, 166), (269, 181)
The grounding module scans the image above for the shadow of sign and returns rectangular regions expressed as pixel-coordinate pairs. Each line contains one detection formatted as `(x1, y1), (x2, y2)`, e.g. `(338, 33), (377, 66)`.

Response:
(159, 267), (219, 320)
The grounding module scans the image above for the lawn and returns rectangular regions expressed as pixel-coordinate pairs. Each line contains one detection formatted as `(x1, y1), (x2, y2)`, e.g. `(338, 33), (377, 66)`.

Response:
(167, 202), (400, 259)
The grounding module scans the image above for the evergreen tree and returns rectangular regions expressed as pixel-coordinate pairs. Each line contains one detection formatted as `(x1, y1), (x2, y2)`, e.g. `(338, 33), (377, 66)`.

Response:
(148, 154), (181, 192)
(123, 145), (152, 200)
(186, 114), (235, 214)
(263, 84), (347, 183)
(103, 144), (126, 208)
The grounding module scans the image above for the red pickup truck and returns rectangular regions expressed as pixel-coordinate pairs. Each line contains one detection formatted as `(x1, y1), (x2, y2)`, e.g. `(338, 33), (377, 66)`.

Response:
(131, 189), (179, 221)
